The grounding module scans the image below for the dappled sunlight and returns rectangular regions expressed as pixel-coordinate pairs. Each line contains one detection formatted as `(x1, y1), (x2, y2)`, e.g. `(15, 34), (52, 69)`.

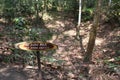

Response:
(80, 29), (87, 35)
(63, 30), (76, 36)
(83, 37), (89, 45)
(88, 23), (92, 29)
(47, 35), (58, 43)
(45, 20), (65, 28)
(83, 37), (105, 46)
(0, 0), (119, 79)
(55, 21), (65, 27)
(0, 67), (8, 73)
(109, 28), (120, 37)
(42, 13), (53, 21)
(46, 24), (57, 28)
(0, 19), (6, 23)
(95, 38), (105, 46)
(0, 41), (12, 55)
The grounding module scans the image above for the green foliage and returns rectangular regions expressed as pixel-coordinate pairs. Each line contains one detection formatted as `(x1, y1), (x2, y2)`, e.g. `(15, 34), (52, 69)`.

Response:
(16, 4), (35, 17)
(63, 0), (77, 11)
(2, 0), (15, 22)
(29, 28), (53, 41)
(3, 8), (15, 17)
(82, 8), (93, 21)
(13, 17), (27, 30)
(104, 56), (120, 69)
(106, 1), (120, 24)
(109, 2), (120, 17)
(10, 17), (53, 66)
(1, 0), (35, 22)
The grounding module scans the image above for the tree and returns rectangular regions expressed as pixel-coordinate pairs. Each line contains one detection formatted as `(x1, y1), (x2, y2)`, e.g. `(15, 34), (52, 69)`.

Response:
(44, 0), (47, 12)
(75, 0), (86, 53)
(78, 0), (82, 26)
(83, 0), (101, 62)
(109, 0), (112, 6)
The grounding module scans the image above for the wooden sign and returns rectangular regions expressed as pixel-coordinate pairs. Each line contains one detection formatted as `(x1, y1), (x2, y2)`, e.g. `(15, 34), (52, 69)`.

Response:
(15, 41), (58, 51)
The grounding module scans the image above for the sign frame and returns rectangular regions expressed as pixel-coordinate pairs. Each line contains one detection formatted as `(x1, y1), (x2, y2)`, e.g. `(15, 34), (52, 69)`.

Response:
(15, 41), (58, 51)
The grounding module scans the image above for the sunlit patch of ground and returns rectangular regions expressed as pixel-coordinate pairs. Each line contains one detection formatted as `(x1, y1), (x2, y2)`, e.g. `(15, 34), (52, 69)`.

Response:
(95, 38), (105, 46)
(0, 11), (120, 79)
(63, 30), (76, 36)
(43, 13), (53, 21)
(0, 19), (6, 23)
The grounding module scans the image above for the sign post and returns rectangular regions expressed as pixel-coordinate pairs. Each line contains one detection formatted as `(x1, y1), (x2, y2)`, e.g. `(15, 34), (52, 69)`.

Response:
(36, 51), (42, 80)
(15, 41), (58, 79)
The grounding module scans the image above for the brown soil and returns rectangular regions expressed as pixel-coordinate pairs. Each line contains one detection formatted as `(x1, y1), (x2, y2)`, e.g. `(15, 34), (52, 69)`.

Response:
(0, 12), (120, 80)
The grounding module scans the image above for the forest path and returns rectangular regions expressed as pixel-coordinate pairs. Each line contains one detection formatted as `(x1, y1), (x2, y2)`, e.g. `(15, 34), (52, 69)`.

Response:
(0, 64), (27, 80)
(0, 12), (120, 80)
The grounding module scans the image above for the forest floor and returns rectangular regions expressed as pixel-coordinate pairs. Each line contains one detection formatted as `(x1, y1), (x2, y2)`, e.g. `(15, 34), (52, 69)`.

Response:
(0, 12), (120, 80)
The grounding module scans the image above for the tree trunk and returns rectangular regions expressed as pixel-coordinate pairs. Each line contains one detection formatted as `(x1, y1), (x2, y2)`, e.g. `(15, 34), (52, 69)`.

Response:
(76, 0), (81, 37)
(83, 0), (101, 62)
(76, 0), (85, 53)
(108, 0), (112, 6)
(44, 0), (47, 13)
(78, 0), (82, 26)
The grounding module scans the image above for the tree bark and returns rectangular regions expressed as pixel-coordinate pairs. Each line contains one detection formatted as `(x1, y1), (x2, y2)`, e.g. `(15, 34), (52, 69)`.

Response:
(76, 0), (81, 38)
(44, 0), (47, 12)
(83, 0), (101, 62)
(109, 0), (112, 6)
(75, 0), (85, 53)
(78, 0), (82, 26)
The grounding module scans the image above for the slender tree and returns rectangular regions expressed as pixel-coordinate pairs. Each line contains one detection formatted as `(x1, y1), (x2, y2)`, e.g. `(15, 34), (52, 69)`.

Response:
(44, 0), (47, 12)
(78, 0), (82, 26)
(76, 0), (85, 53)
(83, 0), (101, 62)
(109, 0), (112, 6)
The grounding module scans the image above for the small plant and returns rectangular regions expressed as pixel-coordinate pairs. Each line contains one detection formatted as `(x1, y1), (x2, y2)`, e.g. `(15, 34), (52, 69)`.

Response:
(13, 17), (27, 30)
(106, 1), (120, 25)
(82, 8), (93, 21)
(104, 56), (120, 71)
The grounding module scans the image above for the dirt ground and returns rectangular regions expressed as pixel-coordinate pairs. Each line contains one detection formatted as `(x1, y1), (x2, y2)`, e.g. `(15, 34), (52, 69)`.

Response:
(0, 12), (120, 80)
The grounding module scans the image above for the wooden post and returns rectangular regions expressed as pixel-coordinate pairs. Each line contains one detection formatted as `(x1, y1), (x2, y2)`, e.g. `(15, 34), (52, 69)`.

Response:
(36, 51), (41, 71)
(14, 41), (58, 80)
(36, 51), (43, 80)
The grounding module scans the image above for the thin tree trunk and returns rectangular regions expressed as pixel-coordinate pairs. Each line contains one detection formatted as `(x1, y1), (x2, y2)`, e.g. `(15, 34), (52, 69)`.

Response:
(44, 0), (47, 13)
(76, 0), (85, 53)
(83, 0), (101, 62)
(109, 0), (112, 6)
(76, 0), (81, 36)
(78, 0), (82, 26)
